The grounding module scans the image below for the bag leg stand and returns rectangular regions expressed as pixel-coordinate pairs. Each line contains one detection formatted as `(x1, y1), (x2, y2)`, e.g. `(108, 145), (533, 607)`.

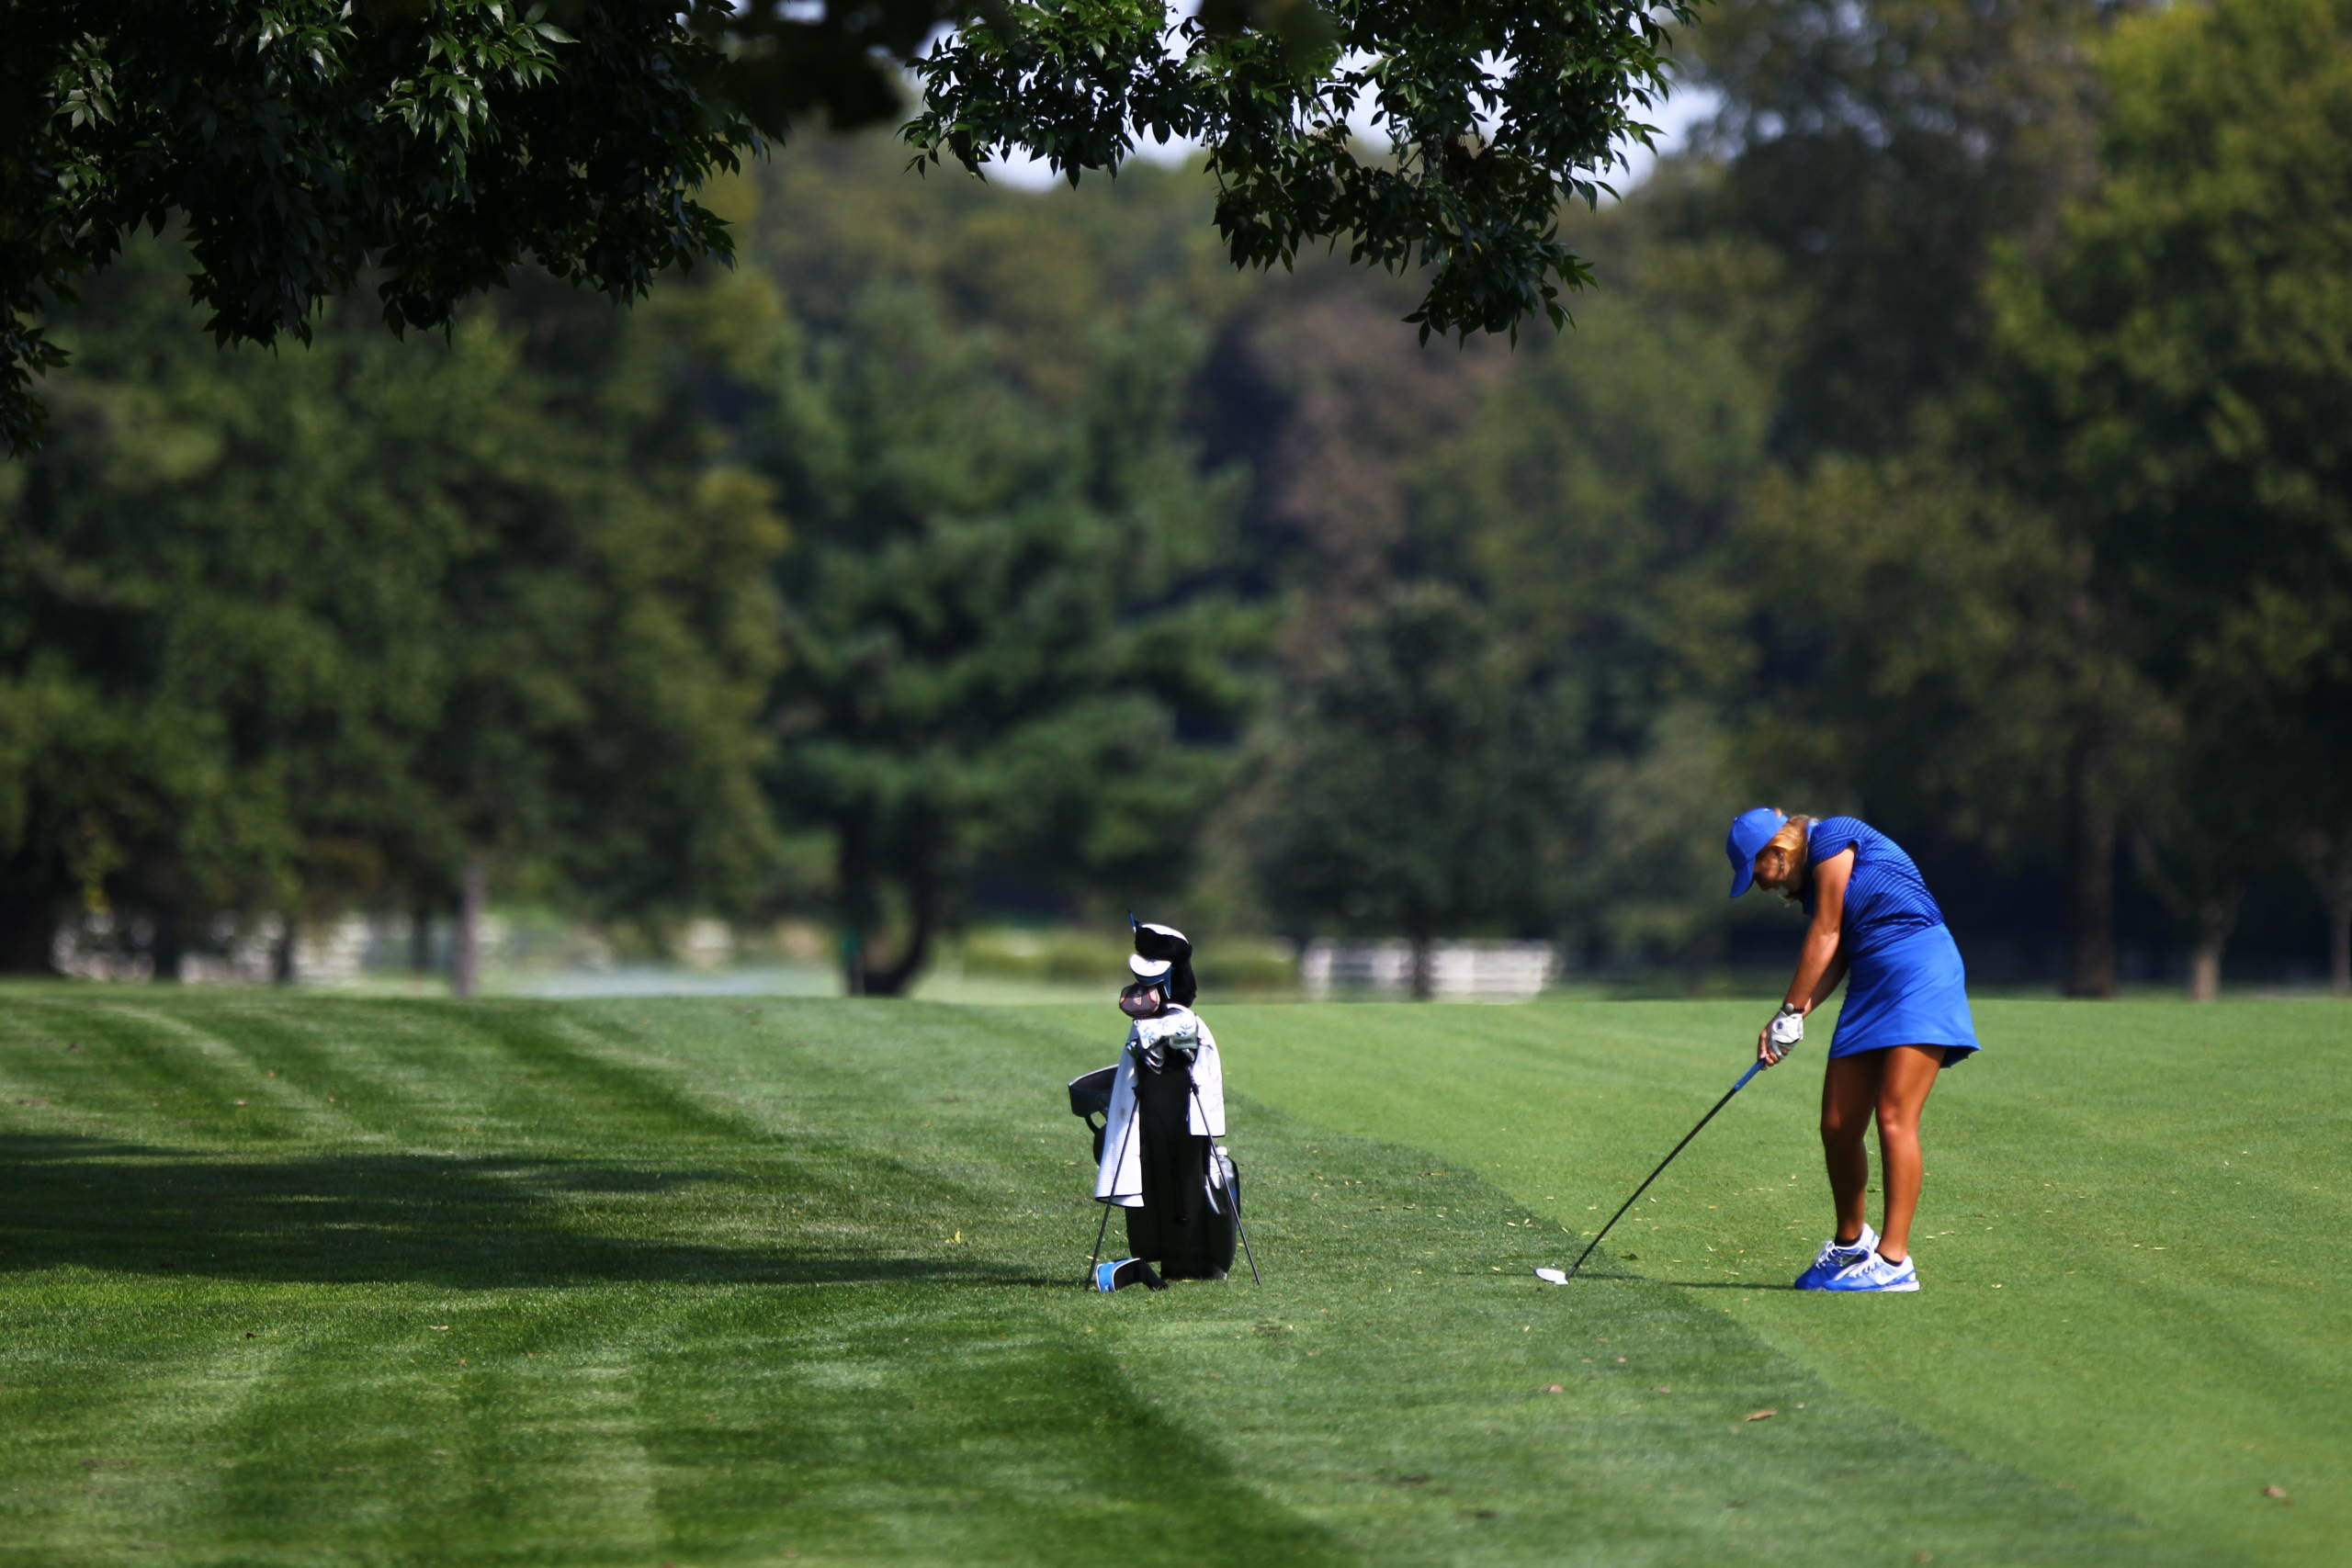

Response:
(1230, 1185), (1262, 1285)
(1086, 1203), (1115, 1281)
(1085, 1091), (1139, 1286)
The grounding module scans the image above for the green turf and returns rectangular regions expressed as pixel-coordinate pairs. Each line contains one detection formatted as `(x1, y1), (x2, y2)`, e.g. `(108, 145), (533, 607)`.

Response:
(1140, 997), (2352, 1567)
(0, 991), (2337, 1566)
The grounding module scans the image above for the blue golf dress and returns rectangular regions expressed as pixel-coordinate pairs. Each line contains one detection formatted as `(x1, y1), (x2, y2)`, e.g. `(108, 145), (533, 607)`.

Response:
(1802, 818), (1980, 1066)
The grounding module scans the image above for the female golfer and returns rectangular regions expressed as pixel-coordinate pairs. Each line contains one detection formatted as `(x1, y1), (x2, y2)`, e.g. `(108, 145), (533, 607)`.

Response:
(1725, 807), (1979, 1292)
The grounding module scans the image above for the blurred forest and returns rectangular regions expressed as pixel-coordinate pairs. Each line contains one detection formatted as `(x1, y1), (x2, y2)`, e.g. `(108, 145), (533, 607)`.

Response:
(4, 0), (2348, 998)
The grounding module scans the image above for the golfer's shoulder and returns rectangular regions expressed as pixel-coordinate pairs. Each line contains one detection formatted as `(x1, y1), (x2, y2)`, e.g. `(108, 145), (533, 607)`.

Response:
(1811, 815), (1870, 858)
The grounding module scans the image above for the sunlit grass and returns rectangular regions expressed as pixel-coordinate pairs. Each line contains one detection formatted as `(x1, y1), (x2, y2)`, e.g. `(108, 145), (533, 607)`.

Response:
(0, 990), (2334, 1565)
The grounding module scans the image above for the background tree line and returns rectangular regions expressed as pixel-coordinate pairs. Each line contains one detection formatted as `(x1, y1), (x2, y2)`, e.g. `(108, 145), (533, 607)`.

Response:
(4, 0), (2347, 998)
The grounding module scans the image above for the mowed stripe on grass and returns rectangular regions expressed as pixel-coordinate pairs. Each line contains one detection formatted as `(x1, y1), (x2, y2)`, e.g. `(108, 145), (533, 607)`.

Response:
(0, 991), (2273, 1566)
(1177, 997), (2350, 1567)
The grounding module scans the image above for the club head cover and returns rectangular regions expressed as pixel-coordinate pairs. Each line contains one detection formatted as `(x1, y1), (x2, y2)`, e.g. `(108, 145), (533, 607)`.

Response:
(1092, 1257), (1167, 1292)
(1132, 920), (1198, 1006)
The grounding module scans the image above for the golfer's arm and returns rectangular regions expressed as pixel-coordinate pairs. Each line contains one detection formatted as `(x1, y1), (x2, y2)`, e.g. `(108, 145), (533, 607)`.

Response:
(1785, 850), (1854, 1015)
(1809, 945), (1850, 1011)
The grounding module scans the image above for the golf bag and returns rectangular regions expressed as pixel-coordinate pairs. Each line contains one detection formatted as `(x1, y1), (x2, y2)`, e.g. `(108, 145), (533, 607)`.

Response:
(1070, 1055), (1242, 1282)
(1073, 918), (1259, 1287)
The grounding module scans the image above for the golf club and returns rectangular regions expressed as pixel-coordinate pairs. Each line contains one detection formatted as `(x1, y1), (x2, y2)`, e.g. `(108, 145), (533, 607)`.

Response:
(1539, 1054), (1776, 1284)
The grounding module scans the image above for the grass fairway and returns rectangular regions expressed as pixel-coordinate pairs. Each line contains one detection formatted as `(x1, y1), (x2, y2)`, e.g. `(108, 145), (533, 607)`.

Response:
(0, 992), (2340, 1566)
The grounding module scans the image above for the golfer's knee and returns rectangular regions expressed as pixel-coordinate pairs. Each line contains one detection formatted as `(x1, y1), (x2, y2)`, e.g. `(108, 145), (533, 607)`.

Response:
(1874, 1100), (1917, 1141)
(1819, 1107), (1864, 1146)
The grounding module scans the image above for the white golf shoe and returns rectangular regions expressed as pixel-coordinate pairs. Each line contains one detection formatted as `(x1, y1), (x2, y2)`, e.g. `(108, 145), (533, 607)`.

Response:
(1819, 1250), (1919, 1292)
(1793, 1223), (1879, 1290)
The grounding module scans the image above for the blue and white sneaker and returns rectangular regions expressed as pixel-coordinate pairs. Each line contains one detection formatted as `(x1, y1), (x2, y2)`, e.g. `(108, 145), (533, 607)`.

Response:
(1793, 1224), (1879, 1290)
(1819, 1250), (1919, 1292)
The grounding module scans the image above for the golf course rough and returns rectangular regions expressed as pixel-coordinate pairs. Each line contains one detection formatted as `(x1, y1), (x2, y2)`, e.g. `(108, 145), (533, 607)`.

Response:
(0, 991), (2339, 1567)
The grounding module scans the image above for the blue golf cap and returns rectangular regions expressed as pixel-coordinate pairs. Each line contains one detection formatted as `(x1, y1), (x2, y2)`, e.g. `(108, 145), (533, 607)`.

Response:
(1725, 807), (1787, 897)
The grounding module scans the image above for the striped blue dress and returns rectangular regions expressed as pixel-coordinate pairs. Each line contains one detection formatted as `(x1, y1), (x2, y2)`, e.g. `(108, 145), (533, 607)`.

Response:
(1802, 818), (1980, 1066)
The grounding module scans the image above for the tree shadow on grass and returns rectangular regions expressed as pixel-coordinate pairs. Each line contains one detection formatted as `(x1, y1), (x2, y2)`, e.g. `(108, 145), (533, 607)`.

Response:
(0, 1134), (1057, 1290)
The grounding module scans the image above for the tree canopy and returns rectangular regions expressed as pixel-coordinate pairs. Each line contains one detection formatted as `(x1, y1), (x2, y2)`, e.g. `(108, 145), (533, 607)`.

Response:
(753, 286), (1264, 995)
(1985, 0), (2352, 991)
(1255, 583), (1570, 996)
(9, 0), (2351, 998)
(5, 0), (1695, 454)
(0, 240), (780, 979)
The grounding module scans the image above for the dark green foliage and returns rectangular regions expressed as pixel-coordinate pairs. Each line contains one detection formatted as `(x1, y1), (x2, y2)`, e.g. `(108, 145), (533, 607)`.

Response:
(754, 288), (1265, 993)
(9, 0), (2352, 994)
(1982, 0), (2352, 987)
(1409, 293), (1768, 742)
(2, 1), (764, 455)
(0, 240), (782, 974)
(911, 0), (1693, 345)
(1679, 0), (2120, 457)
(1254, 584), (1568, 991)
(1381, 280), (1769, 968)
(1989, 0), (2352, 663)
(6, 0), (1705, 454)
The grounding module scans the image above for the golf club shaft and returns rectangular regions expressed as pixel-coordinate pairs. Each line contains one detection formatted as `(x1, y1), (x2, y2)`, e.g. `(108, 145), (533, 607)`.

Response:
(1193, 1082), (1261, 1284)
(1563, 1058), (1765, 1280)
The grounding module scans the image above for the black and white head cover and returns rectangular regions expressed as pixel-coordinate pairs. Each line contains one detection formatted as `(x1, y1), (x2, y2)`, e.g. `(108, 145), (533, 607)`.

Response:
(1130, 920), (1196, 1007)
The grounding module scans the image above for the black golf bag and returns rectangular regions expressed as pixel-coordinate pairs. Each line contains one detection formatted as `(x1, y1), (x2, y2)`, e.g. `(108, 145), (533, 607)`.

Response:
(1069, 1055), (1241, 1281)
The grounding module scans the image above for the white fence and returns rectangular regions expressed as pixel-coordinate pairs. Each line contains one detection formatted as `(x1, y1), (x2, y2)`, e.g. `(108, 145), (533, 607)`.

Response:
(53, 911), (378, 985)
(1300, 939), (1557, 1001)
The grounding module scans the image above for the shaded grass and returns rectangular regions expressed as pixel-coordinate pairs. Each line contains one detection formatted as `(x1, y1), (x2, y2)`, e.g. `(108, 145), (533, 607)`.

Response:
(0, 990), (2312, 1564)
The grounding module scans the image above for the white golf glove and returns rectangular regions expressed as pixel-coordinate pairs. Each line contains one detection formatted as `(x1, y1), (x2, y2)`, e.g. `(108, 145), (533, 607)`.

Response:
(1767, 1008), (1804, 1048)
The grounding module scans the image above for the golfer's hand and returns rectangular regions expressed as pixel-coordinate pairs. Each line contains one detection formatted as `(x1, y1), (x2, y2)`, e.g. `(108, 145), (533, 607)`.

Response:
(1758, 1009), (1804, 1066)
(1756, 1025), (1784, 1067)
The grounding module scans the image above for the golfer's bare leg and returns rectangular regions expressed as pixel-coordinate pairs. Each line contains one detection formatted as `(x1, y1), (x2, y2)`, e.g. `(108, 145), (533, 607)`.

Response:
(1871, 1044), (1945, 1262)
(1819, 1053), (1880, 1245)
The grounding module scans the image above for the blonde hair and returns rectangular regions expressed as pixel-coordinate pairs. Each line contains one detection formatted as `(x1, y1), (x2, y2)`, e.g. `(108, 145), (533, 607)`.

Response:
(1758, 813), (1817, 901)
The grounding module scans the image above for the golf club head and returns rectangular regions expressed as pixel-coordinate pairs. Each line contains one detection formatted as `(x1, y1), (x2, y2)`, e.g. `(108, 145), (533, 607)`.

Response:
(1534, 1267), (1569, 1285)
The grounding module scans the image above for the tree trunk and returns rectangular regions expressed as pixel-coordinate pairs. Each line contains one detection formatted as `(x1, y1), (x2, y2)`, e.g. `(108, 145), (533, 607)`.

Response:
(410, 903), (436, 976)
(272, 917), (299, 986)
(2184, 895), (2238, 1003)
(150, 911), (187, 984)
(2063, 738), (2116, 998)
(1408, 931), (1435, 1001)
(2187, 937), (2222, 1003)
(451, 852), (487, 998)
(0, 897), (60, 975)
(2182, 944), (2220, 1006)
(2295, 829), (2352, 997)
(2331, 900), (2351, 998)
(863, 852), (939, 998)
(837, 819), (871, 998)
(838, 925), (866, 997)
